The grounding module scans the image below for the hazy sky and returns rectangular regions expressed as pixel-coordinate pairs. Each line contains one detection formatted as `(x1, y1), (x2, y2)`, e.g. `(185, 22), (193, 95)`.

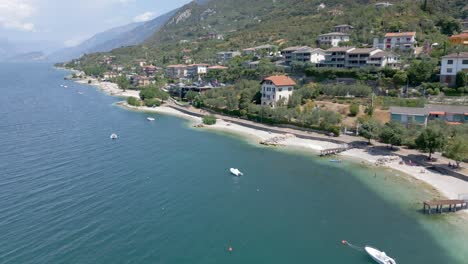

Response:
(0, 0), (192, 49)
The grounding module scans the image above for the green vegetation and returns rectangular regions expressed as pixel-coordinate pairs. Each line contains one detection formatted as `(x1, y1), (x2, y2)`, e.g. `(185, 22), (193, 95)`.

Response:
(359, 119), (381, 143)
(116, 76), (130, 92)
(349, 104), (360, 117)
(445, 136), (468, 167)
(415, 126), (447, 160)
(379, 121), (404, 148)
(127, 97), (141, 106)
(202, 115), (217, 125)
(139, 86), (169, 106)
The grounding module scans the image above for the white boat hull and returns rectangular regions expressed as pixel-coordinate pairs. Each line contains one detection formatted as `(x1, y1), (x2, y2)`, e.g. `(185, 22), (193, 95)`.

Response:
(230, 168), (243, 176)
(365, 246), (396, 264)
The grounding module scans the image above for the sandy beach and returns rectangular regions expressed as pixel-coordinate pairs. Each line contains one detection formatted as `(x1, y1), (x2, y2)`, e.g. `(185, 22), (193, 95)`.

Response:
(75, 77), (140, 98)
(80, 79), (468, 207)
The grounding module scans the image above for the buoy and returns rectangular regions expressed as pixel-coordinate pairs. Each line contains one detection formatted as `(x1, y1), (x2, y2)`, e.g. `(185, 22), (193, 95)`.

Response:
(228, 246), (233, 252)
(341, 240), (347, 245)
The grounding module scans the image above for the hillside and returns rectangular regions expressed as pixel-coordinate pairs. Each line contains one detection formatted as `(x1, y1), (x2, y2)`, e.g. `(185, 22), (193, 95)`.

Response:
(50, 8), (178, 62)
(72, 0), (467, 67)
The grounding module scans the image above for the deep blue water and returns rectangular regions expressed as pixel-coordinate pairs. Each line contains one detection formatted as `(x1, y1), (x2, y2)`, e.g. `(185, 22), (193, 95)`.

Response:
(0, 63), (465, 263)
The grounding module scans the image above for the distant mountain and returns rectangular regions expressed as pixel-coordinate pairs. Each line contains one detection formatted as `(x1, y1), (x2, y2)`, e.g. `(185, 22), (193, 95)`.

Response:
(49, 8), (178, 62)
(6, 51), (47, 62)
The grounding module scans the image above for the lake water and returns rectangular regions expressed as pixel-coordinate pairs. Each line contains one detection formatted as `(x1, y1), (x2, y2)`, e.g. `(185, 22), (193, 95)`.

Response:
(0, 63), (467, 263)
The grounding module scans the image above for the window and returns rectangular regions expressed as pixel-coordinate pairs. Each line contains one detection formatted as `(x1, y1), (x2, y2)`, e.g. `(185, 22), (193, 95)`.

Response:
(386, 38), (391, 42)
(447, 68), (453, 73)
(386, 45), (391, 49)
(463, 60), (468, 65)
(278, 88), (282, 92)
(447, 60), (453, 65)
(288, 87), (292, 91)
(272, 88), (275, 92)
(406, 38), (411, 41)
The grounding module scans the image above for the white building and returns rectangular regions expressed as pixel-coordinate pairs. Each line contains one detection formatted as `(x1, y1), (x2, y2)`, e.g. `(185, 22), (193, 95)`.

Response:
(318, 32), (350, 47)
(261, 76), (297, 107)
(186, 64), (209, 78)
(217, 51), (241, 63)
(374, 32), (416, 51)
(323, 47), (400, 69)
(440, 52), (468, 87)
(292, 47), (326, 65)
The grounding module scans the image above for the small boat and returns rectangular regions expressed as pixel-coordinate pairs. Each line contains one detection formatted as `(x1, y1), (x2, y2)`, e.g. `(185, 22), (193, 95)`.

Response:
(110, 133), (118, 140)
(64, 85), (68, 88)
(365, 246), (396, 264)
(329, 159), (342, 163)
(147, 117), (155, 121)
(230, 168), (243, 177)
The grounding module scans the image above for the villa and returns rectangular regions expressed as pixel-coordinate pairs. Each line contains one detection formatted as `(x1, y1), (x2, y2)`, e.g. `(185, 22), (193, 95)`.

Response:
(260, 75), (296, 107)
(374, 32), (416, 51)
(322, 47), (400, 69)
(440, 52), (468, 86)
(390, 105), (468, 126)
(217, 51), (241, 63)
(291, 47), (326, 65)
(186, 64), (209, 78)
(449, 32), (468, 46)
(165, 65), (188, 79)
(317, 32), (350, 47)
(334, 24), (354, 33)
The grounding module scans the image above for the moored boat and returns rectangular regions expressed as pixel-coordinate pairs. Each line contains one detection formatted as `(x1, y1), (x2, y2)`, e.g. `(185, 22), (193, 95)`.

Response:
(230, 168), (243, 176)
(147, 117), (155, 121)
(110, 133), (118, 139)
(365, 246), (396, 264)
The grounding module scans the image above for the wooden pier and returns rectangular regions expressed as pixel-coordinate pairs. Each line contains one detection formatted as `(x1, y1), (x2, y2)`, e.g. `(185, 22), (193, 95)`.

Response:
(320, 145), (349, 156)
(422, 199), (468, 214)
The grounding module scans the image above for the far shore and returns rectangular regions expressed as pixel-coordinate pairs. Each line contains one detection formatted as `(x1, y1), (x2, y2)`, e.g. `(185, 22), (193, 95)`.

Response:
(73, 75), (468, 213)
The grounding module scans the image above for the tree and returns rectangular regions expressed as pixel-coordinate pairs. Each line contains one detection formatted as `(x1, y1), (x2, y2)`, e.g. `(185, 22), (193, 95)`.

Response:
(392, 71), (408, 86)
(349, 104), (360, 117)
(185, 90), (198, 102)
(379, 121), (404, 149)
(415, 127), (446, 160)
(407, 59), (437, 85)
(202, 115), (217, 125)
(127, 97), (140, 106)
(117, 76), (130, 92)
(359, 119), (381, 143)
(456, 72), (468, 88)
(445, 136), (468, 167)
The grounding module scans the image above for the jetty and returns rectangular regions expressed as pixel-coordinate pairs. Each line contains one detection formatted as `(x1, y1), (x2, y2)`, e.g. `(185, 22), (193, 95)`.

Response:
(422, 199), (468, 214)
(320, 144), (349, 156)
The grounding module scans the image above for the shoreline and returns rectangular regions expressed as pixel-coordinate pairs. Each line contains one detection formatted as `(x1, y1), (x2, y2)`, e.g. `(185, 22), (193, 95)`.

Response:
(72, 75), (468, 212)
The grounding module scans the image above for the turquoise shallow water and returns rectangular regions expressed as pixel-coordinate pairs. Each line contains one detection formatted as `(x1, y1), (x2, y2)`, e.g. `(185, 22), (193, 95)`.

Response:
(0, 63), (467, 264)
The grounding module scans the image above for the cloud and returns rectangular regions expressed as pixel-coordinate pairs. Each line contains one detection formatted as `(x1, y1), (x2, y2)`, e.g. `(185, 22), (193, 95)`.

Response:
(0, 0), (36, 31)
(133, 11), (154, 22)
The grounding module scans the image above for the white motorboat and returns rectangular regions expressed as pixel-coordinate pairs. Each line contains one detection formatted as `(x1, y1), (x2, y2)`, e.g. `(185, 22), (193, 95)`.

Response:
(147, 117), (155, 121)
(110, 133), (118, 140)
(230, 168), (243, 177)
(365, 246), (396, 264)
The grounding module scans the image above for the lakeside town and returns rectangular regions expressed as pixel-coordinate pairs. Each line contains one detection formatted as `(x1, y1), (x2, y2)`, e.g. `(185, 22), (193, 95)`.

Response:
(60, 2), (468, 212)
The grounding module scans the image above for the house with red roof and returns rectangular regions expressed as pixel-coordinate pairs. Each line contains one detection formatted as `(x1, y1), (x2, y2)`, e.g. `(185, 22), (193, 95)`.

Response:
(260, 75), (297, 107)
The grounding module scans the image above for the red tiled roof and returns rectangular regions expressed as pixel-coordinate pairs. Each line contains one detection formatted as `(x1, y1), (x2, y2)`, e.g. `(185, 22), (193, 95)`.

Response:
(263, 75), (296, 86)
(385, 32), (416, 37)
